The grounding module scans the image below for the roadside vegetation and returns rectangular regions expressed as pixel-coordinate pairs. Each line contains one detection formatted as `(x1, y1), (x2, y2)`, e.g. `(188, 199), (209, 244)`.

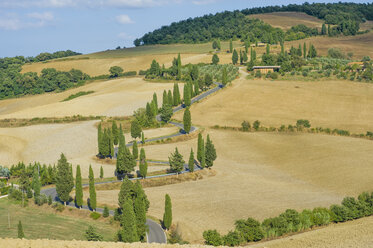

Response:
(62, 91), (94, 102)
(203, 191), (373, 246)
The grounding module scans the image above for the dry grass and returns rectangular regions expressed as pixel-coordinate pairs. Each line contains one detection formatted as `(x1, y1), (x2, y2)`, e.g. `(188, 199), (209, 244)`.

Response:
(0, 77), (175, 119)
(250, 12), (323, 30)
(174, 76), (373, 134)
(93, 129), (373, 243)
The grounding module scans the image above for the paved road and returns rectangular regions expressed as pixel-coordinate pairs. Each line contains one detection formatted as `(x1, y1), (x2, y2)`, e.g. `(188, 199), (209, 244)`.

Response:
(41, 82), (224, 244)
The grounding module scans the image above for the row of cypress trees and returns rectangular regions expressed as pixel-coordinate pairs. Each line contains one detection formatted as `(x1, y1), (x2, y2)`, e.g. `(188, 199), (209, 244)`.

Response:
(97, 121), (123, 158)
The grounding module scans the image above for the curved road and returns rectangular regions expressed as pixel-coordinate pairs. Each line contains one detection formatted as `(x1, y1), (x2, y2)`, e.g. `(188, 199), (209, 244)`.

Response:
(41, 81), (224, 244)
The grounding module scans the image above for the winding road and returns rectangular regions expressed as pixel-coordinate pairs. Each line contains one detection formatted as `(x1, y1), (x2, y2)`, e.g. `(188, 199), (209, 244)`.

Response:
(41, 81), (224, 244)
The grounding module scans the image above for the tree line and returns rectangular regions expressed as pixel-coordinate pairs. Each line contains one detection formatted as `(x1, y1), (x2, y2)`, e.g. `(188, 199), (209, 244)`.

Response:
(203, 191), (373, 246)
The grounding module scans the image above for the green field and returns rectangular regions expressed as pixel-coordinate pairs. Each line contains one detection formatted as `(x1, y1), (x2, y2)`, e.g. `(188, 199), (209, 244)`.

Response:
(0, 199), (117, 241)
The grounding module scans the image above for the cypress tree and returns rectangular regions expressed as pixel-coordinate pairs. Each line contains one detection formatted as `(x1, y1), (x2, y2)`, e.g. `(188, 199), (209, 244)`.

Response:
(280, 41), (285, 55)
(17, 220), (24, 239)
(132, 141), (138, 160)
(240, 50), (243, 64)
(117, 142), (125, 176)
(141, 132), (145, 144)
(298, 44), (302, 57)
(140, 148), (146, 162)
(162, 90), (168, 107)
(229, 39), (233, 53)
(146, 102), (154, 121)
(110, 129), (114, 158)
(183, 83), (191, 107)
(119, 124), (125, 146)
(97, 123), (103, 155)
(88, 165), (96, 211)
(197, 133), (204, 163)
(232, 49), (238, 65)
(131, 119), (142, 139)
(252, 49), (257, 61)
(188, 148), (195, 172)
(139, 160), (148, 178)
(167, 90), (173, 106)
(100, 166), (104, 179)
(134, 194), (147, 240)
(163, 194), (172, 230)
(169, 148), (184, 174)
(243, 51), (248, 63)
(212, 54), (219, 65)
(321, 23), (327, 35)
(151, 100), (157, 117)
(153, 92), (158, 111)
(124, 147), (136, 174)
(173, 83), (181, 106)
(177, 53), (182, 80)
(194, 81), (199, 95)
(56, 153), (74, 205)
(222, 67), (228, 85)
(201, 145), (206, 168)
(75, 165), (83, 208)
(183, 107), (192, 134)
(118, 177), (133, 208)
(102, 128), (110, 157)
(303, 43), (307, 59)
(266, 44), (270, 54)
(205, 135), (217, 168)
(32, 167), (41, 199)
(103, 206), (109, 218)
(244, 41), (249, 53)
(134, 181), (149, 211)
(119, 198), (139, 243)
(328, 24), (331, 36)
(112, 121), (119, 146)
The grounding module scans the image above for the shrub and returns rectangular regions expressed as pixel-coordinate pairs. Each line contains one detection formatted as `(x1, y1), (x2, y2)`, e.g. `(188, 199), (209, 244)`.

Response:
(330, 204), (352, 222)
(223, 231), (243, 246)
(270, 72), (279, 79)
(48, 195), (52, 205)
(262, 216), (288, 237)
(235, 217), (264, 242)
(255, 70), (262, 78)
(253, 120), (260, 131)
(302, 71), (308, 77)
(341, 197), (362, 219)
(123, 71), (137, 76)
(241, 121), (250, 132)
(90, 212), (101, 220)
(203, 230), (223, 246)
(103, 206), (110, 218)
(85, 225), (103, 241)
(279, 209), (301, 232)
(296, 119), (311, 128)
(299, 209), (313, 230)
(9, 188), (23, 201)
(139, 70), (147, 76)
(52, 202), (65, 212)
(311, 208), (330, 226)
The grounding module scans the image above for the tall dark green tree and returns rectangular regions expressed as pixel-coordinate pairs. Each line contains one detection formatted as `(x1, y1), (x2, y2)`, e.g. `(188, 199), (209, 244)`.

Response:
(97, 123), (103, 155)
(240, 50), (243, 64)
(194, 81), (199, 96)
(118, 177), (134, 208)
(188, 148), (195, 172)
(205, 135), (217, 168)
(134, 194), (147, 240)
(119, 198), (139, 243)
(177, 53), (182, 80)
(100, 166), (104, 179)
(183, 107), (192, 133)
(243, 51), (248, 63)
(32, 167), (41, 199)
(163, 194), (172, 230)
(117, 147), (137, 176)
(162, 90), (168, 107)
(160, 104), (173, 123)
(303, 43), (307, 59)
(197, 133), (204, 163)
(141, 131), (145, 144)
(308, 44), (317, 58)
(212, 54), (219, 65)
(205, 74), (213, 87)
(229, 40), (233, 53)
(169, 148), (185, 174)
(266, 44), (270, 54)
(109, 129), (115, 158)
(222, 67), (228, 85)
(75, 165), (83, 208)
(153, 92), (158, 112)
(321, 23), (327, 35)
(88, 165), (97, 211)
(190, 65), (199, 81)
(132, 141), (138, 160)
(167, 90), (173, 106)
(18, 221), (24, 239)
(56, 153), (74, 205)
(173, 83), (181, 106)
(146, 102), (154, 121)
(112, 121), (119, 146)
(183, 83), (191, 107)
(232, 49), (238, 65)
(131, 119), (142, 139)
(139, 160), (148, 178)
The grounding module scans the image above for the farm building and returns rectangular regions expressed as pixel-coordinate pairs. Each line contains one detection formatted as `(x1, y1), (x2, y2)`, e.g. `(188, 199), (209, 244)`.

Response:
(253, 66), (281, 74)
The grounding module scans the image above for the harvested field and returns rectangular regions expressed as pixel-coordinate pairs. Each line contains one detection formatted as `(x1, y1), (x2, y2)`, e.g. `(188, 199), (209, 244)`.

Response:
(94, 129), (373, 243)
(0, 77), (175, 119)
(250, 12), (323, 30)
(174, 76), (373, 134)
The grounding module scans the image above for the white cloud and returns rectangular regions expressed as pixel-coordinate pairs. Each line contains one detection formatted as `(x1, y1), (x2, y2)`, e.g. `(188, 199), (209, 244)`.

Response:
(0, 12), (54, 30)
(192, 0), (217, 5)
(0, 18), (21, 30)
(0, 0), (75, 8)
(28, 12), (54, 21)
(116, 14), (134, 24)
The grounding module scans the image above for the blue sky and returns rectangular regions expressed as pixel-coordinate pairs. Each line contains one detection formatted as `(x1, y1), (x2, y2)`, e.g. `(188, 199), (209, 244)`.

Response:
(0, 0), (369, 57)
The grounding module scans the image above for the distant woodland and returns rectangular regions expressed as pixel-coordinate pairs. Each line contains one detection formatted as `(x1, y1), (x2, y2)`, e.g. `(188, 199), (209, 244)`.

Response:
(134, 2), (373, 46)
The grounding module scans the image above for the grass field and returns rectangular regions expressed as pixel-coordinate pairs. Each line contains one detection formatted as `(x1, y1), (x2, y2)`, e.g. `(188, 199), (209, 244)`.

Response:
(93, 128), (373, 243)
(174, 72), (373, 134)
(0, 199), (117, 241)
(250, 12), (323, 30)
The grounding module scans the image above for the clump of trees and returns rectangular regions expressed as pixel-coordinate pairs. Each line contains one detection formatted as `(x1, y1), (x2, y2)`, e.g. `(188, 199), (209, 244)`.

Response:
(204, 191), (373, 246)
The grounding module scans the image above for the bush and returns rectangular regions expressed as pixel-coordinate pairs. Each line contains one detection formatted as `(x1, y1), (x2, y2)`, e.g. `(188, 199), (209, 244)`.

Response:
(299, 209), (313, 230)
(279, 209), (301, 232)
(255, 70), (262, 78)
(85, 225), (103, 241)
(296, 119), (311, 128)
(9, 188), (23, 201)
(302, 71), (308, 77)
(235, 217), (264, 242)
(328, 48), (346, 59)
(241, 121), (250, 132)
(311, 208), (330, 226)
(48, 195), (52, 205)
(330, 204), (352, 222)
(223, 231), (243, 246)
(270, 72), (279, 79)
(35, 194), (48, 206)
(203, 230), (223, 246)
(139, 70), (147, 75)
(103, 206), (110, 218)
(114, 208), (122, 221)
(262, 216), (289, 237)
(90, 212), (101, 220)
(123, 71), (137, 76)
(253, 120), (260, 131)
(341, 197), (363, 219)
(52, 202), (65, 212)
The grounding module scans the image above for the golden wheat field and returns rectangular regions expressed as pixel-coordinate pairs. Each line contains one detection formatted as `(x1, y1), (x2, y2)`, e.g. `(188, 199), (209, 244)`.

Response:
(250, 12), (323, 30)
(2, 215), (373, 247)
(174, 74), (373, 134)
(94, 128), (373, 243)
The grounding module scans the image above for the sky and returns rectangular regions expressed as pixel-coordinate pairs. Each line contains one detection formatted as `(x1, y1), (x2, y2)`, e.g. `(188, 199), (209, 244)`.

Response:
(0, 0), (370, 57)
